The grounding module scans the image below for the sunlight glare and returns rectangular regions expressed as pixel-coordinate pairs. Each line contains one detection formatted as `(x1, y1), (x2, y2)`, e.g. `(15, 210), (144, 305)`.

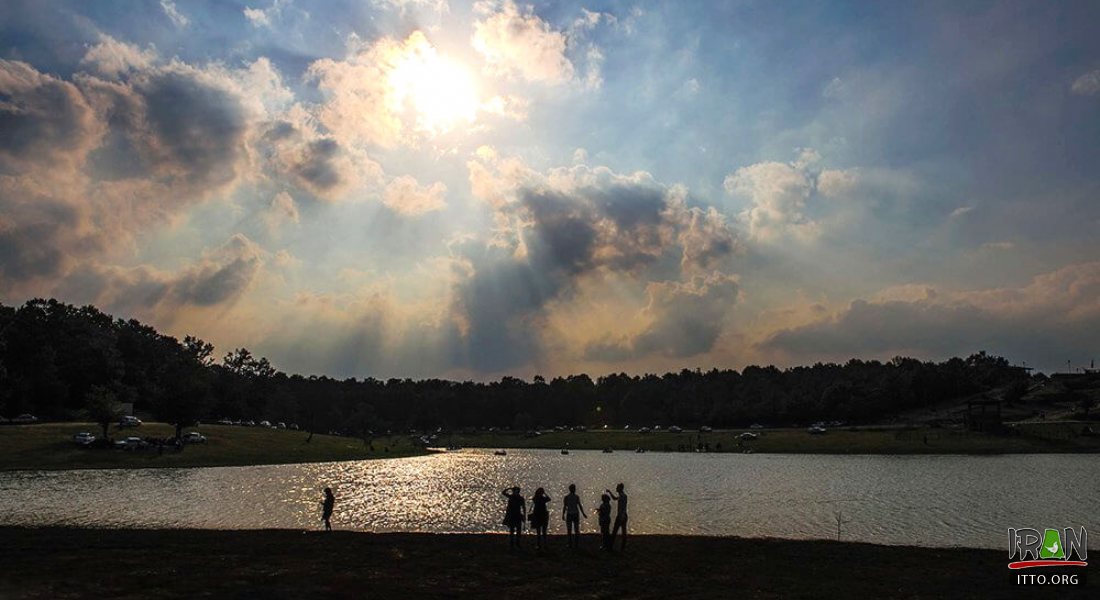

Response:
(388, 36), (479, 136)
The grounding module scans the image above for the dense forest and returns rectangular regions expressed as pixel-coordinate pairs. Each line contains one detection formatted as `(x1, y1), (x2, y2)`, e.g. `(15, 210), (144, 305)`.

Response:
(0, 299), (1030, 437)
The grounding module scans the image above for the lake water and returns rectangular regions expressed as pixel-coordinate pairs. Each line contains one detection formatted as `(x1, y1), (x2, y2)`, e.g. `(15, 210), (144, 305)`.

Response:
(1, 450), (1096, 549)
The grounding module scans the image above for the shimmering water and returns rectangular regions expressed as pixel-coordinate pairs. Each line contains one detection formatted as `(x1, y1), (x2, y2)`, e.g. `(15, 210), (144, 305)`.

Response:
(1, 450), (1096, 549)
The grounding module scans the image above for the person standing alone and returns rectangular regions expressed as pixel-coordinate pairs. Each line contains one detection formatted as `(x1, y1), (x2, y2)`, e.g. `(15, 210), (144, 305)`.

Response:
(321, 487), (336, 531)
(561, 483), (587, 548)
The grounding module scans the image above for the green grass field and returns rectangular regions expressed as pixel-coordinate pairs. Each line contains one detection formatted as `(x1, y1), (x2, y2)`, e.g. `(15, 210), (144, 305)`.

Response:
(0, 423), (426, 471)
(442, 424), (1100, 454)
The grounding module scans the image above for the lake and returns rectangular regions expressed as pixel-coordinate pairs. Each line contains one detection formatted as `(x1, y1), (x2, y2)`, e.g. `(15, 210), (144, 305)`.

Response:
(1, 450), (1096, 549)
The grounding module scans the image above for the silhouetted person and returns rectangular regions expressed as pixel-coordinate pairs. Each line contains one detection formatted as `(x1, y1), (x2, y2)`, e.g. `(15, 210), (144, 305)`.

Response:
(597, 493), (613, 551)
(607, 483), (628, 551)
(530, 487), (552, 549)
(502, 486), (526, 549)
(321, 487), (335, 531)
(562, 483), (587, 548)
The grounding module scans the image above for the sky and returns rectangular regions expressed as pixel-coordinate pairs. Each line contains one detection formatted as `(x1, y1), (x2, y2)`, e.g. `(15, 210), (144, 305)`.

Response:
(1, 0), (1099, 379)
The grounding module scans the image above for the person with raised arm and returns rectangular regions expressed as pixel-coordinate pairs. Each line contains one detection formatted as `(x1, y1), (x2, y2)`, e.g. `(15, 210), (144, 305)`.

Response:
(501, 486), (526, 549)
(607, 483), (628, 551)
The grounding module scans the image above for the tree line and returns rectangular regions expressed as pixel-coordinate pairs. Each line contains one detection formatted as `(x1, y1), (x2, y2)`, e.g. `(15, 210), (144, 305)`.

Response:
(0, 299), (1029, 438)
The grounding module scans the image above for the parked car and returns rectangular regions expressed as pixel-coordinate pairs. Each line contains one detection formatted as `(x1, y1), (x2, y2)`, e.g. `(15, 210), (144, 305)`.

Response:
(738, 432), (759, 441)
(750, 423), (765, 429)
(807, 425), (827, 435)
(118, 415), (142, 428)
(699, 426), (713, 433)
(13, 414), (38, 424)
(669, 425), (683, 433)
(276, 422), (286, 429)
(182, 431), (207, 444)
(73, 432), (96, 446)
(639, 427), (652, 434)
(115, 436), (148, 451)
(289, 423), (299, 430)
(259, 420), (272, 428)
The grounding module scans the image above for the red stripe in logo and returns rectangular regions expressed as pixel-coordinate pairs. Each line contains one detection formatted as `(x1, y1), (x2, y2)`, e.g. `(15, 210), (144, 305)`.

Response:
(1008, 560), (1088, 570)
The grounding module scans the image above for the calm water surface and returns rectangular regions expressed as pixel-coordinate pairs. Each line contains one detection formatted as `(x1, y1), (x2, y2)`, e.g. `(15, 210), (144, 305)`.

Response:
(1, 450), (1096, 549)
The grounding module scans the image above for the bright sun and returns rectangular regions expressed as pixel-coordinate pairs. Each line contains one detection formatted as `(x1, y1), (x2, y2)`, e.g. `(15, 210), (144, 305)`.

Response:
(388, 36), (479, 136)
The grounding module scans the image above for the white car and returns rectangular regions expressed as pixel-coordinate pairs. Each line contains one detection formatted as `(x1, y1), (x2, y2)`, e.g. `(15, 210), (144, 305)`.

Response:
(119, 416), (142, 428)
(260, 420), (272, 428)
(73, 432), (96, 446)
(738, 432), (759, 441)
(808, 425), (827, 435)
(182, 432), (207, 444)
(115, 436), (147, 450)
(669, 426), (683, 433)
(13, 414), (38, 424)
(699, 426), (713, 433)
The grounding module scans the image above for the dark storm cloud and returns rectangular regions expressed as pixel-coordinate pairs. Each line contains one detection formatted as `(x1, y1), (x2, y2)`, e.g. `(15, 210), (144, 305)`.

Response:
(0, 60), (103, 173)
(57, 234), (265, 318)
(260, 118), (374, 200)
(451, 157), (741, 371)
(138, 68), (248, 189)
(290, 138), (347, 194)
(0, 56), (260, 289)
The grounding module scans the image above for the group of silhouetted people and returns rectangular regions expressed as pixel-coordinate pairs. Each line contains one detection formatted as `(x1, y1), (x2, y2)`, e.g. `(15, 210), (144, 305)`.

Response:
(502, 483), (628, 552)
(317, 482), (630, 551)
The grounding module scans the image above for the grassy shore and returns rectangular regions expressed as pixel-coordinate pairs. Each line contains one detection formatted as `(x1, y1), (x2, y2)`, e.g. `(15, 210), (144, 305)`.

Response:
(0, 423), (426, 471)
(443, 424), (1100, 454)
(0, 527), (1088, 599)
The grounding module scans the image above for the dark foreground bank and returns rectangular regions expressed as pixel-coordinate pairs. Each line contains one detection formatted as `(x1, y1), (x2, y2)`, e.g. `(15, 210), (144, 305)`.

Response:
(1, 528), (1089, 599)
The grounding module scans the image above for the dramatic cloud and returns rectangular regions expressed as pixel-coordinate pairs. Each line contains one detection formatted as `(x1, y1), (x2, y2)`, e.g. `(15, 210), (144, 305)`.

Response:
(724, 159), (817, 243)
(261, 114), (381, 201)
(0, 60), (104, 172)
(58, 233), (266, 322)
(80, 35), (157, 78)
(382, 176), (447, 216)
(585, 272), (740, 361)
(472, 0), (574, 84)
(453, 149), (740, 370)
(761, 262), (1100, 365)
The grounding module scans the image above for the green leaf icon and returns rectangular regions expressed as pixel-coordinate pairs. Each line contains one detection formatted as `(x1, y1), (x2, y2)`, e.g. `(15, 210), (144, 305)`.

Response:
(1039, 529), (1064, 559)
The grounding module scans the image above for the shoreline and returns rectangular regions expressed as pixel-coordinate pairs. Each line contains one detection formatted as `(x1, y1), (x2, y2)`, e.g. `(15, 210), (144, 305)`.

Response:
(2, 421), (1097, 473)
(2, 526), (1091, 594)
(4, 527), (1089, 599)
